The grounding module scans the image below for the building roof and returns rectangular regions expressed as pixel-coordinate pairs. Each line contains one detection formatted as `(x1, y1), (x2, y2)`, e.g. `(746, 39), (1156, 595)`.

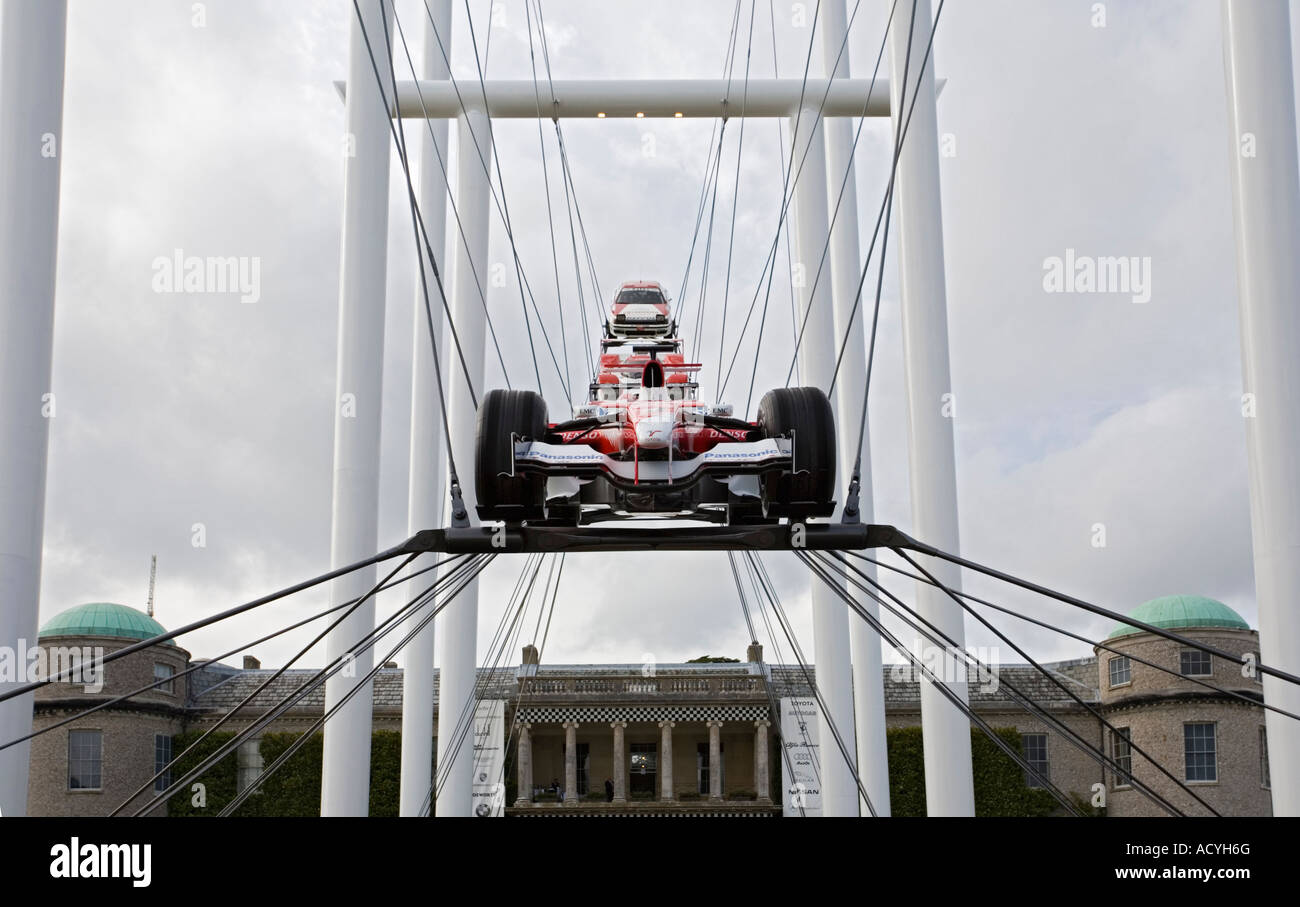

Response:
(39, 602), (168, 642)
(1107, 594), (1250, 639)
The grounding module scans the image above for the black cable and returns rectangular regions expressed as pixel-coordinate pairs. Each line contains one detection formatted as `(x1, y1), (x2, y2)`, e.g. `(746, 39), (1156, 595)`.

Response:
(816, 549), (1193, 816)
(0, 540), (418, 704)
(848, 550), (1300, 724)
(0, 554), (457, 754)
(797, 550), (1083, 815)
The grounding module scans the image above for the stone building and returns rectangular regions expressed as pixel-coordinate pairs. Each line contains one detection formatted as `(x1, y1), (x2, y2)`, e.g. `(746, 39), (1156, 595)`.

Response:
(25, 593), (1273, 816)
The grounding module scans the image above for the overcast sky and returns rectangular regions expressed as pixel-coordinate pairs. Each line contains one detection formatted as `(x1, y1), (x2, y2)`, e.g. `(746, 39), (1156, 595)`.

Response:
(30, 0), (1300, 673)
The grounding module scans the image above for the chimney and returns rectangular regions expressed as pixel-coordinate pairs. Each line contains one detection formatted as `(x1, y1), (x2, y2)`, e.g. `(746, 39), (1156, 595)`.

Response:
(243, 655), (261, 670)
(746, 641), (763, 663)
(383, 661), (398, 670)
(521, 644), (540, 665)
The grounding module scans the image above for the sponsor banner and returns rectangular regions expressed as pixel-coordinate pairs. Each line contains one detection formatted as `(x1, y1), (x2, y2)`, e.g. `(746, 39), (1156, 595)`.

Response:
(779, 696), (822, 817)
(470, 699), (506, 817)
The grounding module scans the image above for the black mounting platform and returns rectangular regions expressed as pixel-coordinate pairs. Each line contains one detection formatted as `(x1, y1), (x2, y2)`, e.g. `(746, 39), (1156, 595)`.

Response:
(395, 522), (927, 555)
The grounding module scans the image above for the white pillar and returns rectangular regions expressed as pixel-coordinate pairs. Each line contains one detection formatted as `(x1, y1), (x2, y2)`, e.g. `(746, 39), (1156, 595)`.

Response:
(707, 720), (723, 801)
(611, 721), (627, 803)
(434, 104), (492, 816)
(563, 720), (578, 804)
(0, 0), (67, 819)
(820, 0), (890, 818)
(788, 105), (859, 817)
(320, 0), (394, 818)
(658, 720), (675, 800)
(1221, 0), (1300, 817)
(514, 722), (533, 805)
(888, 0), (974, 816)
(399, 0), (451, 819)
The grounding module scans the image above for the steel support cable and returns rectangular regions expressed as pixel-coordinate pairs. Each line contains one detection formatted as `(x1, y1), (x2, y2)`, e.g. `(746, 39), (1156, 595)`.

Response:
(685, 1), (745, 356)
(432, 553), (542, 795)
(815, 550), (1196, 817)
(715, 0), (759, 396)
(384, 5), (498, 402)
(141, 553), (490, 818)
(0, 554), (458, 754)
(674, 119), (723, 325)
(215, 554), (496, 817)
(743, 550), (877, 815)
(796, 550), (1084, 815)
(883, 548), (1222, 816)
(892, 536), (1300, 690)
(735, 551), (811, 815)
(0, 540), (423, 705)
(117, 552), (469, 816)
(532, 1), (606, 324)
(461, 0), (546, 397)
(847, 550), (1300, 725)
(365, 0), (505, 403)
(523, 0), (577, 404)
(714, 0), (881, 400)
(741, 551), (841, 812)
(433, 553), (545, 805)
(743, 549), (877, 815)
(728, 551), (758, 642)
(498, 552), (568, 810)
(413, 0), (574, 397)
(780, 0), (928, 395)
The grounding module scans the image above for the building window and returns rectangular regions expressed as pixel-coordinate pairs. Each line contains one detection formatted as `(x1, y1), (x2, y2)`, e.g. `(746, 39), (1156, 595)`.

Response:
(1184, 722), (1217, 782)
(154, 735), (172, 793)
(1180, 649), (1212, 677)
(68, 729), (103, 790)
(576, 742), (590, 796)
(1108, 655), (1131, 687)
(1260, 727), (1270, 789)
(629, 743), (656, 795)
(1021, 733), (1048, 788)
(1112, 727), (1132, 788)
(153, 662), (175, 694)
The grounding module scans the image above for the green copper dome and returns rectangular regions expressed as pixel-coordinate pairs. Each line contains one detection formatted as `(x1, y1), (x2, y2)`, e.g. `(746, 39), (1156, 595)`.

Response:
(1107, 595), (1250, 639)
(39, 602), (167, 642)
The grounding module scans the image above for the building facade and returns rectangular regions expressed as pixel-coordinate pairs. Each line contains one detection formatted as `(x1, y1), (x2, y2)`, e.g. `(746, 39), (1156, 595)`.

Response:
(26, 594), (1273, 817)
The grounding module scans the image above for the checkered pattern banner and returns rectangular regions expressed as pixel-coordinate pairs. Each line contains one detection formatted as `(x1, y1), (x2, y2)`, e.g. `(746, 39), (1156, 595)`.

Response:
(519, 704), (770, 724)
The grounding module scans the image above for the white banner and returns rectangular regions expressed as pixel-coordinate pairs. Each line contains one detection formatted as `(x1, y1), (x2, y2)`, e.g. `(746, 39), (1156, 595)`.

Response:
(470, 699), (506, 817)
(779, 696), (823, 817)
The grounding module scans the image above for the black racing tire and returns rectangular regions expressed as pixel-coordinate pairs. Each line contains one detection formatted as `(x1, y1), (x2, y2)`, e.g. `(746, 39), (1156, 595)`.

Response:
(475, 389), (549, 521)
(756, 386), (836, 519)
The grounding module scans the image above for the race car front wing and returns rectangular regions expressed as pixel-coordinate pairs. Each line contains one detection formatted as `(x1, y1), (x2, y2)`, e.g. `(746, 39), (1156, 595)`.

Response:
(511, 437), (793, 489)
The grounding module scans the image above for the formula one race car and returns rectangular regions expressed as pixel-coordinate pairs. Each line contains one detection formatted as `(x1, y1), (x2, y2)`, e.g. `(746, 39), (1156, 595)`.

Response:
(474, 281), (836, 526)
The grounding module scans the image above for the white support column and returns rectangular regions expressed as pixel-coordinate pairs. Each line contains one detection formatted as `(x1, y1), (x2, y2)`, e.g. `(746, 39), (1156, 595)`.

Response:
(320, 0), (394, 818)
(888, 0), (974, 816)
(821, 0), (890, 818)
(788, 104), (859, 818)
(398, 0), (451, 820)
(707, 720), (723, 802)
(0, 0), (67, 819)
(563, 720), (578, 805)
(1221, 0), (1300, 817)
(658, 720), (675, 801)
(434, 104), (492, 816)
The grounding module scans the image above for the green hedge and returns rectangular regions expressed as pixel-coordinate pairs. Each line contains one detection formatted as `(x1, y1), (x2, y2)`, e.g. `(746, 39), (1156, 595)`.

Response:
(167, 730), (409, 817)
(886, 726), (1060, 817)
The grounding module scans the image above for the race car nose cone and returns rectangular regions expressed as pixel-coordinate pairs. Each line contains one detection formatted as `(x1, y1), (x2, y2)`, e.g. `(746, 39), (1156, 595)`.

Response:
(635, 418), (674, 450)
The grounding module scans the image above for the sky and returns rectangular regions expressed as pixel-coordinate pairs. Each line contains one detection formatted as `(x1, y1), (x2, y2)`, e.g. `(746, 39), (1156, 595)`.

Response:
(29, 0), (1300, 673)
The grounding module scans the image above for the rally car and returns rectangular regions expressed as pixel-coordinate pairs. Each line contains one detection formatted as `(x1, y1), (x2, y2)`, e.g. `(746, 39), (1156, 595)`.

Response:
(473, 286), (837, 526)
(606, 280), (676, 340)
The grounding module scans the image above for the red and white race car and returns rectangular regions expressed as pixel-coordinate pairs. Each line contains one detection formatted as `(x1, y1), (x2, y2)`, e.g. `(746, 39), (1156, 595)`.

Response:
(474, 281), (837, 525)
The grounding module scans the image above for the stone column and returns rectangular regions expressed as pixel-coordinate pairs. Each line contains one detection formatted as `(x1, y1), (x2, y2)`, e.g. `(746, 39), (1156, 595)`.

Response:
(658, 721), (675, 801)
(563, 720), (578, 805)
(707, 720), (723, 802)
(514, 722), (532, 806)
(611, 721), (627, 803)
(755, 720), (772, 804)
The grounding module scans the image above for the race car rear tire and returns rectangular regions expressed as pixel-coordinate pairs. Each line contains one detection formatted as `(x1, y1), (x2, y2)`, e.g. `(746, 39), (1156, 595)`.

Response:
(475, 389), (549, 522)
(756, 386), (836, 520)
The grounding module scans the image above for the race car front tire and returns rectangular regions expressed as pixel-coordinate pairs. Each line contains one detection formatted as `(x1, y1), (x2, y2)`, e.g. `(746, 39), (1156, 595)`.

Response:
(756, 386), (836, 519)
(475, 389), (549, 522)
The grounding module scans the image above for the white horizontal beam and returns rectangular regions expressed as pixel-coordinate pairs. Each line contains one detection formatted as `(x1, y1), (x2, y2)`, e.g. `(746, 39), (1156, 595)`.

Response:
(335, 78), (929, 118)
